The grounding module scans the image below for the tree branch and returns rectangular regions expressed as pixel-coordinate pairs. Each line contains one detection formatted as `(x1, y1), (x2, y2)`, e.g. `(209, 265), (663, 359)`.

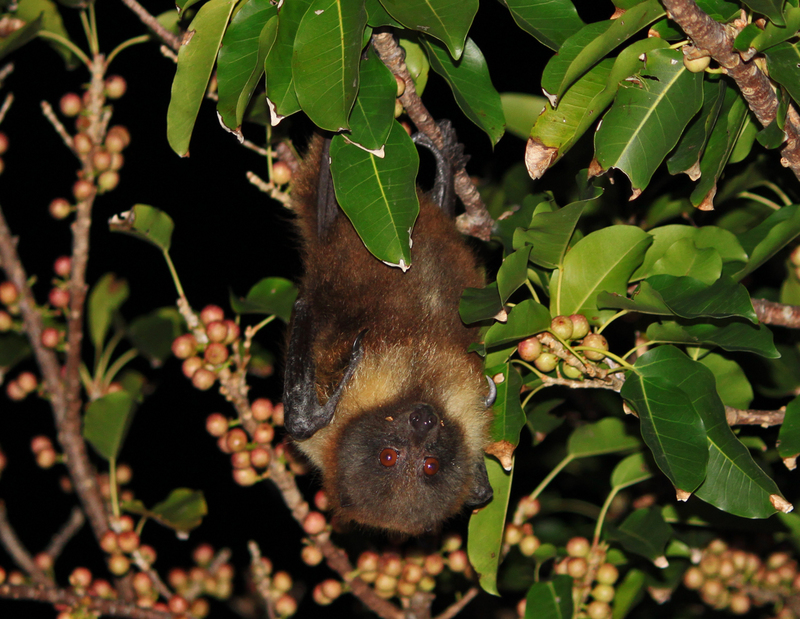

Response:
(661, 0), (800, 181)
(752, 298), (800, 328)
(117, 0), (180, 52)
(44, 507), (85, 560)
(0, 502), (52, 586)
(725, 406), (785, 426)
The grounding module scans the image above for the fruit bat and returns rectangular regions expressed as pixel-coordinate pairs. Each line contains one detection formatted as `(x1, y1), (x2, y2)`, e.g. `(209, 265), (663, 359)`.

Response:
(283, 123), (494, 536)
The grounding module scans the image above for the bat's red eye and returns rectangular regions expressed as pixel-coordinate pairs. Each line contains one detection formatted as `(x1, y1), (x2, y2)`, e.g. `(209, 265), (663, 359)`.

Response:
(380, 448), (398, 467)
(423, 457), (439, 476)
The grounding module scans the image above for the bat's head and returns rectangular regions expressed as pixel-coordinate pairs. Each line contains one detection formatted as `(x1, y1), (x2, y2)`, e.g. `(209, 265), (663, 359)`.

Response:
(323, 400), (493, 536)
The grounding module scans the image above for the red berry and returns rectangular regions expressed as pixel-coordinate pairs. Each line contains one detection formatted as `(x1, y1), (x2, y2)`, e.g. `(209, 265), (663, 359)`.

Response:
(69, 566), (92, 588)
(303, 511), (327, 535)
(192, 368), (216, 391)
(48, 287), (70, 308)
(582, 333), (608, 361)
(36, 448), (57, 468)
(49, 198), (72, 220)
(232, 467), (258, 486)
(53, 256), (72, 277)
(105, 75), (127, 99)
(193, 543), (215, 566)
(250, 447), (270, 469)
(302, 545), (324, 566)
(41, 327), (61, 348)
(168, 595), (189, 614)
(447, 549), (468, 572)
(171, 334), (198, 359)
(517, 336), (542, 361)
(106, 126), (130, 151)
(31, 435), (53, 453)
(132, 571), (153, 595)
(204, 342), (229, 365)
(550, 315), (574, 340)
(231, 451), (252, 469)
(72, 179), (94, 201)
(117, 530), (140, 553)
(92, 149), (112, 172)
(0, 132), (9, 155)
(253, 423), (274, 445)
(100, 530), (118, 553)
(73, 133), (93, 155)
(222, 319), (240, 344)
(0, 281), (19, 305)
(225, 428), (249, 452)
(6, 380), (26, 401)
(17, 371), (37, 394)
(251, 398), (273, 421)
(59, 93), (83, 117)
(206, 413), (229, 437)
(200, 305), (224, 325)
(182, 356), (203, 378)
(206, 320), (228, 343)
(110, 152), (125, 171)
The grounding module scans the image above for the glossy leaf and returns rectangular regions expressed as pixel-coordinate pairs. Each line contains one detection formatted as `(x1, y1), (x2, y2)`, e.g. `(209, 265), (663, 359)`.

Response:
(329, 122), (419, 267)
(633, 224), (747, 281)
(230, 277), (298, 322)
(726, 204), (800, 281)
(88, 274), (130, 353)
(697, 352), (753, 409)
(292, 0), (367, 131)
(778, 397), (800, 460)
(540, 0), (665, 104)
(83, 391), (137, 462)
(622, 350), (708, 492)
(526, 397), (565, 444)
(347, 47), (396, 151)
(365, 0), (401, 27)
(567, 417), (642, 458)
(611, 452), (653, 489)
(484, 299), (551, 349)
(741, 0), (784, 25)
(648, 238), (722, 285)
(264, 0), (311, 119)
(128, 307), (184, 365)
(515, 195), (597, 269)
(551, 225), (652, 325)
(667, 78), (726, 177)
(468, 456), (512, 595)
(503, 0), (583, 51)
(0, 13), (42, 60)
(379, 0), (478, 59)
(459, 283), (502, 325)
(609, 507), (672, 562)
(496, 247), (532, 304)
(645, 319), (779, 358)
(501, 93), (546, 140)
(612, 569), (647, 619)
(689, 87), (749, 209)
(16, 0), (74, 64)
(109, 205), (175, 252)
(750, 6), (800, 51)
(487, 363), (526, 446)
(123, 488), (207, 533)
(167, 0), (237, 156)
(523, 575), (573, 619)
(595, 47), (703, 193)
(421, 36), (505, 146)
(598, 275), (757, 323)
(0, 334), (31, 369)
(530, 38), (668, 172)
(216, 0), (277, 130)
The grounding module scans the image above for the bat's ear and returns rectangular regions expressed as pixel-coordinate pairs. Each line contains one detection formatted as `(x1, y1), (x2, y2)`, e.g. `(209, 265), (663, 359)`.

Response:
(465, 458), (493, 507)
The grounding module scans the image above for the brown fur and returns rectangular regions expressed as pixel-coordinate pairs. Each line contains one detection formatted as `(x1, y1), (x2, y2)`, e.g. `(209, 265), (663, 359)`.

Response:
(287, 135), (492, 535)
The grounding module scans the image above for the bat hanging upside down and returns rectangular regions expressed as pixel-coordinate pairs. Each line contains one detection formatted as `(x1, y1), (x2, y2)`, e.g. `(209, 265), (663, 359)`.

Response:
(283, 123), (495, 536)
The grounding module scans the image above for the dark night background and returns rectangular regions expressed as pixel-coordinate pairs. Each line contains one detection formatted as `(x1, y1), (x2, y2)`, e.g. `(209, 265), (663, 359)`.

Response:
(0, 1), (616, 617)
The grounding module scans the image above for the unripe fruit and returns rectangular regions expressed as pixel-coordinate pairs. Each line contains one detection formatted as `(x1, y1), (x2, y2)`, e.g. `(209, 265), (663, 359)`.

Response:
(90, 578), (114, 598)
(206, 320), (228, 343)
(683, 566), (704, 589)
(110, 152), (124, 171)
(190, 598), (210, 619)
(171, 334), (198, 359)
(534, 352), (558, 373)
(6, 380), (26, 401)
(73, 133), (93, 155)
(274, 594), (297, 617)
(596, 563), (619, 585)
(232, 467), (258, 486)
(517, 336), (542, 362)
(106, 126), (131, 151)
(0, 132), (9, 155)
(729, 592), (751, 615)
(206, 413), (229, 437)
(49, 198), (72, 219)
(592, 583), (615, 603)
(253, 423), (274, 445)
(791, 245), (800, 267)
(569, 314), (590, 339)
(250, 446), (270, 468)
(105, 75), (127, 99)
(314, 489), (330, 511)
(586, 600), (612, 619)
(108, 553), (130, 576)
(683, 54), (711, 73)
(200, 304), (224, 325)
(41, 327), (61, 349)
(97, 170), (119, 193)
(100, 530), (118, 553)
(222, 319), (240, 344)
(395, 74), (406, 97)
(53, 256), (72, 277)
(72, 179), (94, 201)
(380, 553), (403, 577)
(34, 553), (53, 571)
(448, 549), (469, 572)
(302, 544), (324, 566)
(567, 557), (588, 579)
(91, 149), (112, 173)
(48, 287), (70, 308)
(320, 578), (342, 600)
(562, 363), (582, 379)
(191, 368), (216, 390)
(402, 562), (424, 584)
(582, 333), (608, 361)
(69, 566), (92, 589)
(271, 161), (292, 185)
(231, 451), (251, 469)
(442, 533), (462, 552)
(182, 356), (203, 379)
(204, 342), (229, 365)
(251, 398), (273, 421)
(132, 571), (153, 595)
(550, 315), (573, 340)
(0, 281), (19, 305)
(566, 536), (591, 557)
(424, 554), (445, 576)
(168, 595), (189, 614)
(303, 511), (327, 535)
(272, 571), (293, 593)
(0, 310), (12, 331)
(76, 115), (91, 131)
(394, 99), (404, 118)
(312, 584), (332, 605)
(225, 428), (249, 452)
(117, 530), (140, 553)
(504, 524), (523, 546)
(519, 535), (540, 556)
(358, 551), (380, 573)
(59, 93), (83, 117)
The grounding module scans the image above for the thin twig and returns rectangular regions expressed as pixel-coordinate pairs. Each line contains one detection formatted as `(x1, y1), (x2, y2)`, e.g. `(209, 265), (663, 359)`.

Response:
(0, 93), (13, 124)
(433, 587), (480, 619)
(44, 507), (85, 559)
(726, 406), (785, 427)
(117, 0), (181, 52)
(753, 298), (800, 328)
(40, 100), (76, 155)
(0, 501), (52, 586)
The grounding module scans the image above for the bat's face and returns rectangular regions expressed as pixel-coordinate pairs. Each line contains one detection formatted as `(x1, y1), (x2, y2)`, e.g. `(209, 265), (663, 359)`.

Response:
(327, 401), (485, 535)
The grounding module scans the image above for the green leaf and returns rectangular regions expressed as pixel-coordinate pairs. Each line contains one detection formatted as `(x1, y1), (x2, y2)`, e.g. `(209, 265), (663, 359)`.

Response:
(503, 0), (583, 51)
(526, 397), (565, 444)
(598, 275), (757, 323)
(645, 319), (779, 358)
(540, 0), (665, 104)
(0, 13), (42, 60)
(230, 277), (298, 322)
(667, 78), (726, 177)
(609, 507), (672, 562)
(88, 274), (130, 353)
(487, 363), (526, 446)
(726, 204), (800, 281)
(264, 0), (311, 119)
(167, 0), (238, 156)
(216, 0), (278, 130)
(123, 488), (207, 533)
(649, 238), (722, 285)
(292, 0), (367, 131)
(551, 225), (652, 326)
(689, 86), (749, 210)
(379, 0), (478, 59)
(523, 575), (573, 619)
(347, 46), (396, 151)
(128, 307), (184, 365)
(496, 247), (532, 304)
(0, 333), (31, 369)
(515, 196), (597, 269)
(109, 204), (175, 252)
(16, 0), (74, 64)
(468, 456), (512, 595)
(611, 452), (653, 489)
(741, 0), (784, 25)
(365, 0), (401, 27)
(420, 36), (505, 146)
(697, 353), (753, 409)
(778, 397), (800, 460)
(756, 87), (789, 150)
(501, 93), (546, 140)
(621, 351), (708, 492)
(83, 391), (137, 462)
(632, 224), (747, 281)
(750, 6), (800, 51)
(459, 283), (502, 324)
(567, 417), (642, 458)
(612, 568), (647, 619)
(484, 299), (552, 349)
(329, 122), (419, 267)
(595, 47), (704, 193)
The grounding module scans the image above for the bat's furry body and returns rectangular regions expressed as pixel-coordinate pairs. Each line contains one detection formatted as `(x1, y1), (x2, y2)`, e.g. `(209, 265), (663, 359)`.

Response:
(284, 132), (493, 535)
